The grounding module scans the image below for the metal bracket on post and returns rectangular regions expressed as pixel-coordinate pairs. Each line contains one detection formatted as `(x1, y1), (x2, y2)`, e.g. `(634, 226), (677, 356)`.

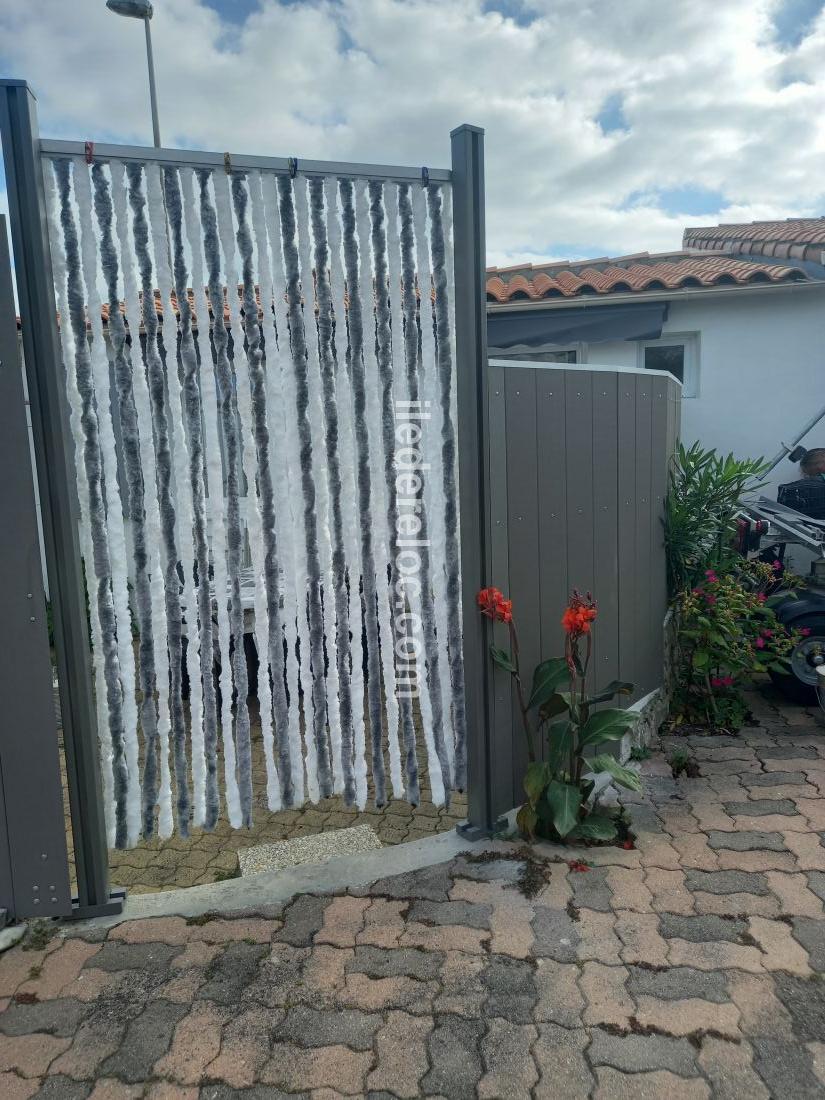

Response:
(451, 123), (498, 838)
(0, 81), (124, 922)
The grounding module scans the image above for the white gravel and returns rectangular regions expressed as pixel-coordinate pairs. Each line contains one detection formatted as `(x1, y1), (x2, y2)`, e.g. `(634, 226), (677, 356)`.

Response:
(238, 823), (382, 876)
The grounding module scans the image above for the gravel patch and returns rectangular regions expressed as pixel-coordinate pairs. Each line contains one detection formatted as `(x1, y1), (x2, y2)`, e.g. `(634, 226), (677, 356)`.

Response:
(238, 824), (382, 875)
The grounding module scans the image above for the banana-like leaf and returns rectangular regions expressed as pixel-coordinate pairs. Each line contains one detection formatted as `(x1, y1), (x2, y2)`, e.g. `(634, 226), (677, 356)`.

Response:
(546, 719), (573, 775)
(574, 811), (618, 841)
(588, 680), (634, 705)
(516, 802), (538, 839)
(579, 708), (638, 748)
(546, 780), (582, 837)
(539, 692), (571, 722)
(589, 753), (643, 791)
(490, 645), (516, 673)
(523, 761), (550, 803)
(527, 657), (568, 710)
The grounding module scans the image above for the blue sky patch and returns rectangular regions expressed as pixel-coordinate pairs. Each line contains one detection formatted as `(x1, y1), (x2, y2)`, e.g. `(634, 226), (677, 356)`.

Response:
(482, 0), (538, 28)
(596, 93), (628, 135)
(771, 0), (823, 48)
(623, 186), (726, 217)
(202, 0), (261, 24)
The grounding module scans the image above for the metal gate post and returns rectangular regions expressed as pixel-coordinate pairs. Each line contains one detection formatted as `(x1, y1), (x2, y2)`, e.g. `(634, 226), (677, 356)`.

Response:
(0, 80), (124, 918)
(451, 124), (496, 837)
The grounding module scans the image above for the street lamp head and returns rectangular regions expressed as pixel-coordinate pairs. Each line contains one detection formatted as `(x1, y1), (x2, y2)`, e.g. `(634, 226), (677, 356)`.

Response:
(106, 0), (153, 18)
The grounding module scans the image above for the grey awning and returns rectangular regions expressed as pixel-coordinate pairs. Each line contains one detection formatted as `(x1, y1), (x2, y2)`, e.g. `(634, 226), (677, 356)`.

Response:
(488, 301), (669, 348)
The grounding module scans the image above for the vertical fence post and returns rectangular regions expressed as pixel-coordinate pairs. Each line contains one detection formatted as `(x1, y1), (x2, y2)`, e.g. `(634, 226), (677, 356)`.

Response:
(451, 124), (496, 836)
(0, 80), (123, 918)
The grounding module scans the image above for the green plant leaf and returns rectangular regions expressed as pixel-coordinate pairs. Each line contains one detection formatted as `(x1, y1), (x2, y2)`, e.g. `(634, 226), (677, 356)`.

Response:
(546, 719), (574, 775)
(579, 708), (638, 748)
(539, 692), (571, 722)
(516, 803), (538, 840)
(587, 680), (634, 705)
(692, 649), (710, 669)
(527, 657), (569, 710)
(523, 761), (550, 804)
(545, 780), (582, 837)
(574, 811), (618, 841)
(489, 645), (516, 674)
(589, 753), (643, 791)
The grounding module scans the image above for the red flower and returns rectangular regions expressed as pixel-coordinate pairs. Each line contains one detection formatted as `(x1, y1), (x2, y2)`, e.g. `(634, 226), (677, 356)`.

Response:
(772, 560), (783, 571)
(755, 637), (766, 649)
(477, 587), (513, 624)
(621, 839), (635, 850)
(562, 590), (598, 638)
(567, 859), (590, 873)
(757, 593), (767, 603)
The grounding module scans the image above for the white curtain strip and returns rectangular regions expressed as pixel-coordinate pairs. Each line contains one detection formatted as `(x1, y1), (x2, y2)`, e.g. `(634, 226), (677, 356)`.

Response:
(43, 155), (465, 844)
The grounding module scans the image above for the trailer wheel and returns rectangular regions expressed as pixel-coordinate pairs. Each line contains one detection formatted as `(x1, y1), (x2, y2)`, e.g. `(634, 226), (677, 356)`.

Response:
(769, 614), (825, 704)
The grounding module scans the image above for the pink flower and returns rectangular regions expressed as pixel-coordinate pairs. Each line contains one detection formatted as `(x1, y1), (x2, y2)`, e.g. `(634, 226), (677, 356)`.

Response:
(757, 593), (767, 603)
(755, 637), (766, 649)
(762, 629), (773, 638)
(722, 675), (734, 687)
(801, 627), (812, 636)
(705, 570), (718, 583)
(705, 594), (717, 605)
(772, 560), (782, 571)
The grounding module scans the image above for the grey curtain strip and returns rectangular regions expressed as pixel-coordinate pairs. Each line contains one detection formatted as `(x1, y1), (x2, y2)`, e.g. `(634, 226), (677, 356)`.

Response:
(368, 180), (420, 805)
(398, 184), (452, 799)
(339, 178), (386, 806)
(277, 174), (333, 800)
(54, 158), (130, 848)
(230, 172), (294, 807)
(309, 177), (356, 807)
(197, 168), (254, 827)
(91, 163), (162, 839)
(126, 161), (191, 837)
(162, 167), (221, 829)
(428, 185), (467, 790)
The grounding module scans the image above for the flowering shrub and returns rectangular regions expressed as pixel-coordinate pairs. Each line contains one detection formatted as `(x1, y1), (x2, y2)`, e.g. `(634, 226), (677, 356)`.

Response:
(671, 560), (803, 731)
(479, 586), (640, 843)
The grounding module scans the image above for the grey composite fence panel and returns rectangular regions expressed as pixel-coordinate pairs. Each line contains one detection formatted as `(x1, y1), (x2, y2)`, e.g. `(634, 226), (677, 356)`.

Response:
(487, 362), (680, 817)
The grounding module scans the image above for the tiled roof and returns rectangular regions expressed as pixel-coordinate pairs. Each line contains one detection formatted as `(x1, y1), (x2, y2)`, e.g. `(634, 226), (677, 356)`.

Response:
(485, 249), (810, 303)
(684, 218), (825, 263)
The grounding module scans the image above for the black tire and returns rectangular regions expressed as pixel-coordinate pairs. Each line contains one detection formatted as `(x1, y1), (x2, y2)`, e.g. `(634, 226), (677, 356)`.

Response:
(769, 613), (825, 704)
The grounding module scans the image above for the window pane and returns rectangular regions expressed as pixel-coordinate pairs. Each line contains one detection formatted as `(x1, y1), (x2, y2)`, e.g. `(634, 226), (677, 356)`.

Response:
(644, 344), (684, 381)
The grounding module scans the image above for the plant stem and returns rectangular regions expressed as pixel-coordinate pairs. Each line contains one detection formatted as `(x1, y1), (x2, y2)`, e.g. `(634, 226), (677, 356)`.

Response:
(510, 621), (536, 763)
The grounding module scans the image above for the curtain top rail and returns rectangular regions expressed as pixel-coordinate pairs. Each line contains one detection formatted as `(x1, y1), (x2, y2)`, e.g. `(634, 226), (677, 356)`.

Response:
(39, 139), (452, 183)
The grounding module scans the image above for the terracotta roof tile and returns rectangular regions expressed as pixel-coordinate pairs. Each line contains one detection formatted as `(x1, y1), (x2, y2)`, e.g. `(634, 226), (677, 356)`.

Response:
(485, 249), (810, 303)
(684, 218), (825, 264)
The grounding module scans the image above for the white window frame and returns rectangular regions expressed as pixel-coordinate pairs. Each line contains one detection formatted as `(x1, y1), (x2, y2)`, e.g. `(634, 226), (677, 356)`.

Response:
(637, 332), (700, 397)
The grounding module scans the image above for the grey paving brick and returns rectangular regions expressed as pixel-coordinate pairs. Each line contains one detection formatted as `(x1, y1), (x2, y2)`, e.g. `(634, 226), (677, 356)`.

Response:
(421, 1015), (484, 1099)
(407, 898), (492, 929)
(706, 830), (787, 851)
(347, 945), (443, 980)
(626, 964), (729, 1003)
(723, 799), (797, 816)
(200, 1087), (305, 1100)
(790, 918), (825, 971)
(482, 956), (538, 1023)
(450, 855), (523, 884)
(0, 996), (89, 1037)
(86, 941), (182, 972)
(659, 913), (748, 943)
(531, 907), (580, 963)
(370, 863), (454, 901)
(685, 869), (770, 895)
(273, 894), (330, 946)
(774, 973), (825, 1042)
(588, 1028), (697, 1075)
(751, 1038), (822, 1098)
(31, 1078), (91, 1100)
(197, 942), (268, 1005)
(748, 771), (808, 787)
(274, 1004), (381, 1050)
(570, 865), (613, 912)
(99, 999), (189, 1083)
(806, 871), (825, 903)
(759, 746), (818, 760)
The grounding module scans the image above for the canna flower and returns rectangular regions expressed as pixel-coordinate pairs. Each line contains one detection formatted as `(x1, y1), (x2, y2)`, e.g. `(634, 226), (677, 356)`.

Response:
(562, 590), (598, 638)
(477, 587), (513, 624)
(801, 627), (812, 636)
(755, 637), (766, 649)
(757, 593), (767, 603)
(772, 560), (782, 571)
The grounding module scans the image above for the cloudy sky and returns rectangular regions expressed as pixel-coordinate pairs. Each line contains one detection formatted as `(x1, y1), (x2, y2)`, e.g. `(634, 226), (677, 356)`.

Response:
(1, 0), (824, 268)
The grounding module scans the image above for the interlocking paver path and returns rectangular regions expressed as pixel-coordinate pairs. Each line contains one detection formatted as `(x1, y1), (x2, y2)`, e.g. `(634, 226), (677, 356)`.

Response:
(5, 686), (825, 1097)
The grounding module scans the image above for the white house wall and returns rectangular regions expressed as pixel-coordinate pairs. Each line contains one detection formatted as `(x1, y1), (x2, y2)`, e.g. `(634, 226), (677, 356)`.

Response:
(582, 286), (825, 494)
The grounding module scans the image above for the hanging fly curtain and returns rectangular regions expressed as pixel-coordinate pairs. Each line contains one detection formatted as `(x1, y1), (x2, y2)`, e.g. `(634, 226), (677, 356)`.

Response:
(42, 152), (465, 850)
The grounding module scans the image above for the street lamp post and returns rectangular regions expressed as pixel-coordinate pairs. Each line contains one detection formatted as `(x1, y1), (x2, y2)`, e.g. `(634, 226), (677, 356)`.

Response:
(105, 0), (161, 148)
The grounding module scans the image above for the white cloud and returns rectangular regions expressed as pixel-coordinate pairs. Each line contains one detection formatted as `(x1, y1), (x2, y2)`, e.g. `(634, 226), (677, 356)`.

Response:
(1, 0), (824, 263)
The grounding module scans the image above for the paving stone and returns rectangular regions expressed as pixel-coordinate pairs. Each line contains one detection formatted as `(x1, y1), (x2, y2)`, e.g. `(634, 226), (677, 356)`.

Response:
(592, 1067), (710, 1099)
(669, 833), (718, 870)
(30, 1078), (91, 1100)
(420, 1015), (484, 1100)
(481, 955), (537, 1023)
(530, 906), (579, 962)
(154, 1000), (227, 1086)
(201, 1004), (272, 1089)
(658, 913), (748, 944)
(357, 899), (407, 948)
(706, 830), (787, 851)
(716, 848), (798, 872)
(724, 798), (797, 816)
(99, 1000), (189, 1083)
(580, 962), (634, 1027)
(627, 964), (729, 1003)
(314, 896), (369, 948)
(338, 971), (438, 1015)
(615, 912), (669, 966)
(450, 855), (522, 884)
(752, 1038), (823, 1098)
(478, 1018), (537, 1100)
(274, 896), (330, 947)
(774, 972), (825, 1042)
(669, 937), (765, 972)
(370, 863), (454, 901)
(760, 745), (819, 760)
(0, 1071), (40, 1100)
(533, 958), (585, 1026)
(807, 870), (825, 903)
(569, 866), (612, 912)
(697, 1038), (769, 1100)
(346, 945), (443, 981)
(728, 971), (795, 1039)
(17, 941), (100, 1002)
(784, 831), (825, 871)
(407, 899), (492, 929)
(749, 771), (808, 786)
(49, 1014), (126, 1081)
(589, 1027), (698, 1074)
(645, 868), (694, 914)
(88, 942), (182, 973)
(367, 1010), (432, 1099)
(532, 1023), (593, 1098)
(634, 995), (741, 1038)
(201, 1087), (303, 1100)
(433, 951), (486, 1017)
(274, 1004), (381, 1051)
(790, 917), (825, 970)
(693, 889), (780, 918)
(0, 996), (88, 1037)
(684, 869), (770, 895)
(576, 908), (623, 964)
(196, 943), (268, 1005)
(766, 871), (825, 917)
(261, 1042), (372, 1094)
(450, 878), (535, 958)
(240, 943), (309, 1008)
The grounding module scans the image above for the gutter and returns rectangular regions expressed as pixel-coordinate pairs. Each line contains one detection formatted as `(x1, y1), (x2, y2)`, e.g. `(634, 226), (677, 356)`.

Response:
(486, 278), (825, 313)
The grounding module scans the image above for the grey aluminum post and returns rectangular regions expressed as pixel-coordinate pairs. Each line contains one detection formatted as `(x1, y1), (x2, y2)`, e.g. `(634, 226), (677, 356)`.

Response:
(144, 18), (162, 148)
(0, 80), (124, 918)
(451, 123), (496, 836)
